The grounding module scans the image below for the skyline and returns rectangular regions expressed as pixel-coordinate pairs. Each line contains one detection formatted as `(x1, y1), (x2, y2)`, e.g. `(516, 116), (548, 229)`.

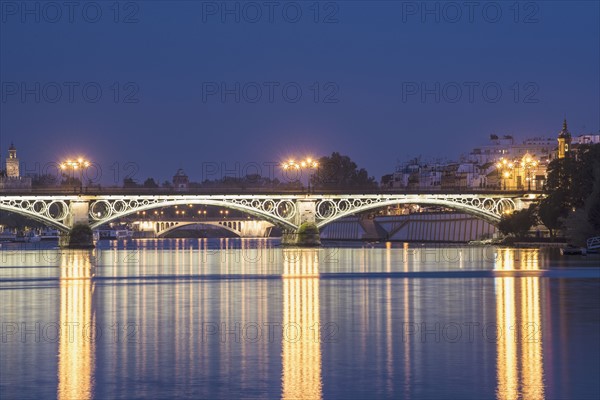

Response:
(0, 120), (594, 186)
(1, 1), (599, 184)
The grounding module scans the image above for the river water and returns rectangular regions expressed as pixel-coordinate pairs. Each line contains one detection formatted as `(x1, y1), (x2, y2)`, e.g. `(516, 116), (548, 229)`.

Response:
(1, 239), (599, 399)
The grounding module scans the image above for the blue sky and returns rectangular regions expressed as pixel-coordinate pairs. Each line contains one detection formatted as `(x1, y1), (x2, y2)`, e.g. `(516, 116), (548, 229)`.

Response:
(1, 1), (598, 184)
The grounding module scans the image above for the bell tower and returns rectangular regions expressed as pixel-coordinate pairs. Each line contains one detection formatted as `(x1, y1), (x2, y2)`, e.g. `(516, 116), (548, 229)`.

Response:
(6, 143), (20, 178)
(557, 119), (572, 159)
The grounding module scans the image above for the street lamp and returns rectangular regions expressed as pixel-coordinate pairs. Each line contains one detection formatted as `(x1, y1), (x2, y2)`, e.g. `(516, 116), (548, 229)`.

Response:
(495, 157), (514, 190)
(60, 157), (90, 192)
(282, 157), (319, 192)
(520, 154), (538, 191)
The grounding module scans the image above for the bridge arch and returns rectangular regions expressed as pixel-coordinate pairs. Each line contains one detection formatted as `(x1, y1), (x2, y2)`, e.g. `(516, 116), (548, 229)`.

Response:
(315, 197), (515, 228)
(89, 198), (297, 231)
(157, 221), (243, 237)
(0, 201), (70, 232)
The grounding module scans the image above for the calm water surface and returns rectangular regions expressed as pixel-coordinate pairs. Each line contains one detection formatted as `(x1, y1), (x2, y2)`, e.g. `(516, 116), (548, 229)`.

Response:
(1, 239), (599, 399)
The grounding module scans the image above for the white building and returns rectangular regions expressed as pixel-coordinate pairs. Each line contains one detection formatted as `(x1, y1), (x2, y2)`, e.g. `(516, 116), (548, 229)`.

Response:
(574, 134), (600, 145)
(467, 135), (555, 166)
(385, 120), (595, 191)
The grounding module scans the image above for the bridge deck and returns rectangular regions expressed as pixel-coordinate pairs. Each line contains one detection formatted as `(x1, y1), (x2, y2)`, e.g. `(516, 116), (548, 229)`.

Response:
(0, 188), (541, 196)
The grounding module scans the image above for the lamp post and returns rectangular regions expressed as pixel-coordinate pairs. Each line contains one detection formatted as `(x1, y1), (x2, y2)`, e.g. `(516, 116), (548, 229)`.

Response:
(520, 155), (538, 191)
(300, 158), (319, 192)
(495, 157), (514, 191)
(60, 158), (90, 193)
(282, 157), (319, 192)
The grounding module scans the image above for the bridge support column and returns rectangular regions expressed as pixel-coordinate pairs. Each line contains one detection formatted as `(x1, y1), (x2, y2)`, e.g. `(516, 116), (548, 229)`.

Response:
(283, 199), (320, 246)
(59, 200), (95, 248)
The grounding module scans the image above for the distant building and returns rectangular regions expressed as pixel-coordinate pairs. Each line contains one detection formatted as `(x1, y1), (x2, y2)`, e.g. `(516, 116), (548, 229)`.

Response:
(573, 133), (600, 145)
(0, 143), (32, 190)
(468, 135), (555, 166)
(172, 168), (189, 191)
(384, 120), (583, 191)
(389, 159), (443, 190)
(440, 164), (459, 189)
(557, 119), (572, 159)
(464, 123), (579, 190)
(456, 163), (487, 188)
(6, 143), (19, 178)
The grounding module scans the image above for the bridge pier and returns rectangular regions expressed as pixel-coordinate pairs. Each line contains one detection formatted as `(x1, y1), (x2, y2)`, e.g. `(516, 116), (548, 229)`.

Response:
(60, 200), (95, 248)
(282, 199), (321, 247)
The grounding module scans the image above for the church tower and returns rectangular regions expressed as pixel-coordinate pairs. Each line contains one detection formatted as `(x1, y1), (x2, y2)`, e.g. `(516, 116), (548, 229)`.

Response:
(557, 119), (572, 159)
(6, 143), (20, 178)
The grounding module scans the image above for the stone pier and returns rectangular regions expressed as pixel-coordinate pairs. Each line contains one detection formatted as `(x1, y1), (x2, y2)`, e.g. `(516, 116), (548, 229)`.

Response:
(282, 199), (321, 246)
(59, 200), (95, 248)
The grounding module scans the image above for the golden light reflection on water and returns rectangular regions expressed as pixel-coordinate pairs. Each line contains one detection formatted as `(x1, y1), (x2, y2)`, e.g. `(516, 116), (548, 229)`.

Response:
(385, 243), (394, 394)
(495, 248), (545, 400)
(281, 249), (322, 400)
(402, 242), (411, 398)
(57, 250), (96, 400)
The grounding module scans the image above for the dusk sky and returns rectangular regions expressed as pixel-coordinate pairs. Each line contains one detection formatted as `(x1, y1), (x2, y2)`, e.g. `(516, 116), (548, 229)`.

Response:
(1, 1), (598, 185)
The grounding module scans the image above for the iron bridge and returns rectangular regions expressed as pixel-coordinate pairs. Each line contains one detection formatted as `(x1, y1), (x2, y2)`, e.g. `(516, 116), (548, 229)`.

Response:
(0, 193), (538, 233)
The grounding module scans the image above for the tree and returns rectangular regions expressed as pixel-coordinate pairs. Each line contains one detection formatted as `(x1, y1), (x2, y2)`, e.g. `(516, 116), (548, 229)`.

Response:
(123, 178), (138, 188)
(563, 159), (600, 245)
(543, 144), (600, 241)
(545, 157), (578, 203)
(537, 190), (568, 238)
(573, 144), (600, 206)
(310, 152), (377, 190)
(564, 209), (596, 246)
(32, 174), (59, 188)
(546, 144), (600, 208)
(61, 175), (81, 187)
(143, 178), (159, 188)
(587, 186), (600, 232)
(291, 222), (321, 246)
(498, 205), (537, 238)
